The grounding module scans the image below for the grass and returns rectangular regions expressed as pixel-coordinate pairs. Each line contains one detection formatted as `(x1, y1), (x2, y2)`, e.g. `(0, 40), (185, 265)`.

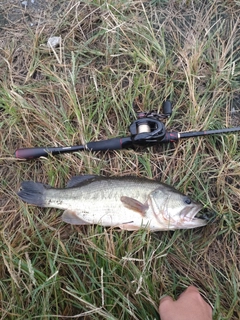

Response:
(1, 0), (240, 319)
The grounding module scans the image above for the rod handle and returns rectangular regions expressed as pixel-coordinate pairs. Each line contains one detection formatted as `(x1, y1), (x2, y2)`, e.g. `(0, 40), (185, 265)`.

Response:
(15, 146), (78, 159)
(15, 137), (133, 159)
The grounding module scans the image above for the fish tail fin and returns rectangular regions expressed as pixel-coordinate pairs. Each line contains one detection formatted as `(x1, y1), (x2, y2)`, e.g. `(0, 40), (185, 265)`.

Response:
(18, 181), (50, 207)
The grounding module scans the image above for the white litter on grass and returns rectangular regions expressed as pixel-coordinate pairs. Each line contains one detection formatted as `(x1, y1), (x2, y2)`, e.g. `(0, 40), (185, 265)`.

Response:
(47, 36), (61, 48)
(22, 0), (34, 5)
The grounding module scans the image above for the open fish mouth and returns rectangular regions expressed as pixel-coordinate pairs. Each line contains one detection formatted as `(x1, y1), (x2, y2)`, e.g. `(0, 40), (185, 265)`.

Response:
(180, 205), (202, 221)
(180, 205), (216, 227)
(179, 205), (207, 227)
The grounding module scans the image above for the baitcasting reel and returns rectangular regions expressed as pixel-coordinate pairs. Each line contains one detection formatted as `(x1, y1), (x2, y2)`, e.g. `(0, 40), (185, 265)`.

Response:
(129, 100), (172, 146)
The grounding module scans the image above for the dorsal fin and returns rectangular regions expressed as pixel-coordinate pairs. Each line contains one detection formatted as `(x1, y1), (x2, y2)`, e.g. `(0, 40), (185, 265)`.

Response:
(66, 175), (98, 188)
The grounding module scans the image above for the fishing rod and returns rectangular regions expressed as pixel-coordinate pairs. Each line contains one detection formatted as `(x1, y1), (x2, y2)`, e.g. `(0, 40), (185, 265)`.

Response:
(15, 100), (240, 160)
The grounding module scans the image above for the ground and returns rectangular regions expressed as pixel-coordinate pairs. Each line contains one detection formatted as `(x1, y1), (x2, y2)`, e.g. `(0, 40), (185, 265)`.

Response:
(0, 1), (240, 319)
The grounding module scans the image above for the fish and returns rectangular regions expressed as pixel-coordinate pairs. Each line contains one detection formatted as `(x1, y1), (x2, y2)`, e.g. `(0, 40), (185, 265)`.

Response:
(17, 175), (208, 231)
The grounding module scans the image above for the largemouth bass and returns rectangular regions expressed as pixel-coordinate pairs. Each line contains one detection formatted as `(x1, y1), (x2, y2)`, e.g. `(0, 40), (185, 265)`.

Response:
(18, 175), (208, 231)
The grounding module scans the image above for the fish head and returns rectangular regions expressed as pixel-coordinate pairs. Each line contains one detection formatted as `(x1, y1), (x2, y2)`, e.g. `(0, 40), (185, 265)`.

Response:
(149, 186), (207, 230)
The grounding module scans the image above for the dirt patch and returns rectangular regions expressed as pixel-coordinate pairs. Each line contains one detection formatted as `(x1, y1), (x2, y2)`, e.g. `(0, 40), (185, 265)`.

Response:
(0, 0), (66, 85)
(0, 0), (62, 31)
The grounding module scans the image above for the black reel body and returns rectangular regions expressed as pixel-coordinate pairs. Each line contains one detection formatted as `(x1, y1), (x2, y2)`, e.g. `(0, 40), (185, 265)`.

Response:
(129, 100), (172, 147)
(129, 118), (166, 146)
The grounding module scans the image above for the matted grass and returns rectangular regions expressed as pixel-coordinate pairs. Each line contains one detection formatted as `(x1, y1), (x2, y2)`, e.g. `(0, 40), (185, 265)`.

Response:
(1, 0), (240, 319)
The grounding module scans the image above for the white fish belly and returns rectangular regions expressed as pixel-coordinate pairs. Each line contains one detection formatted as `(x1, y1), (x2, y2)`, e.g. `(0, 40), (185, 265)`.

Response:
(75, 201), (145, 226)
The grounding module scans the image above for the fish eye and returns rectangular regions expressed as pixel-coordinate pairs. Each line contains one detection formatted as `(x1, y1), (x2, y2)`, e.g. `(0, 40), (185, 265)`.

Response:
(184, 197), (192, 205)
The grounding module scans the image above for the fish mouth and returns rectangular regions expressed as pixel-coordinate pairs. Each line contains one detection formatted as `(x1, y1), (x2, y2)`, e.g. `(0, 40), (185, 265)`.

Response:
(181, 205), (210, 227)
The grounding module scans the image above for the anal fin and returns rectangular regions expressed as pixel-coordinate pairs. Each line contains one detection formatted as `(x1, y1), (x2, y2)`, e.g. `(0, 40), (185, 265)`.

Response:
(118, 223), (141, 231)
(62, 210), (90, 225)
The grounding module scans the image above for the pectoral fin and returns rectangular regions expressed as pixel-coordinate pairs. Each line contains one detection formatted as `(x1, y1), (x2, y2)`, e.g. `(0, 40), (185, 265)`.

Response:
(120, 196), (148, 217)
(62, 210), (90, 225)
